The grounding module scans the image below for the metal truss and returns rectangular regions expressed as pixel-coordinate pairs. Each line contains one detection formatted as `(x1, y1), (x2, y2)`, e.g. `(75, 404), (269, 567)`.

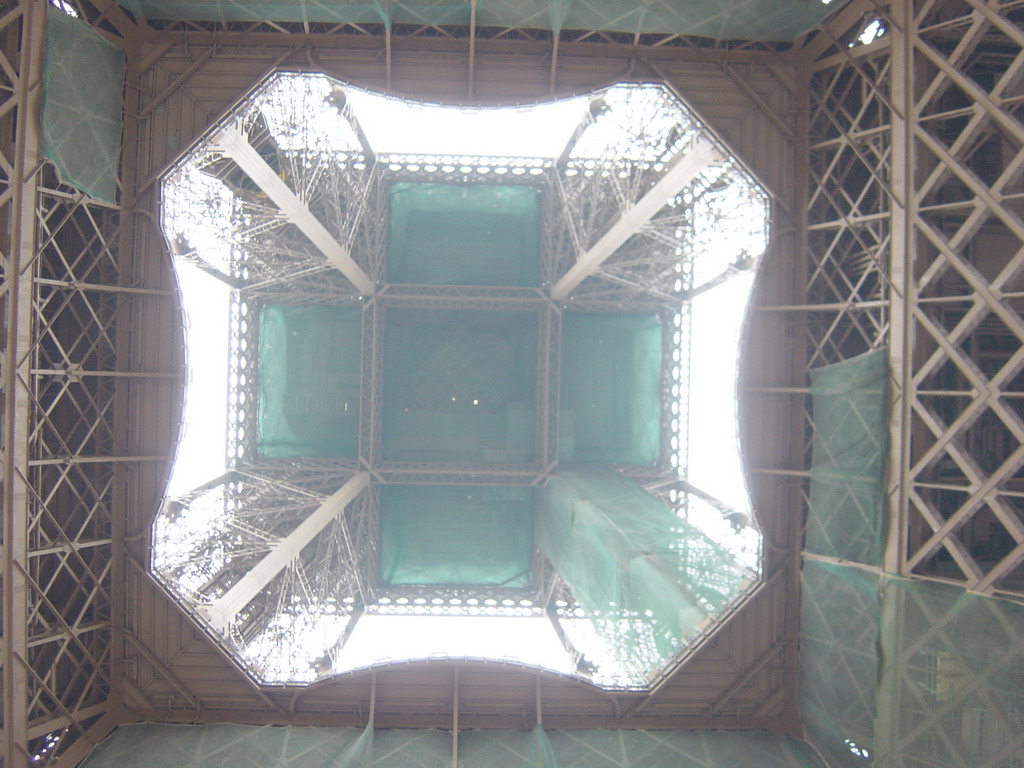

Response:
(2, 2), (135, 764)
(152, 467), (374, 681)
(131, 14), (787, 105)
(0, 0), (835, 743)
(797, 0), (1024, 599)
(888, 0), (1024, 598)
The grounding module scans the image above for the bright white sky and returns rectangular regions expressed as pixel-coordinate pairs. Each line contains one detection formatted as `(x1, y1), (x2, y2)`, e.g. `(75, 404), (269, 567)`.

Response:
(336, 615), (572, 675)
(166, 263), (230, 497)
(347, 87), (589, 157)
(160, 75), (768, 685)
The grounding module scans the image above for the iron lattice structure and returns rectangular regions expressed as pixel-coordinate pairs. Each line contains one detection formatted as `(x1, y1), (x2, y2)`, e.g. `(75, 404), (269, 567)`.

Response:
(2, 0), (1022, 765)
(797, 0), (1024, 599)
(152, 74), (764, 689)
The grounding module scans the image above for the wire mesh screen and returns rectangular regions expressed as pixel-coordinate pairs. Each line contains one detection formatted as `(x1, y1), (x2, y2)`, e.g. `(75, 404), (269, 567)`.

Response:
(798, 560), (880, 768)
(807, 349), (889, 566)
(382, 309), (537, 462)
(875, 577), (1024, 768)
(388, 183), (540, 287)
(380, 485), (533, 586)
(258, 305), (362, 458)
(41, 5), (125, 203)
(542, 729), (825, 768)
(114, 0), (839, 41)
(80, 724), (825, 768)
(559, 314), (662, 465)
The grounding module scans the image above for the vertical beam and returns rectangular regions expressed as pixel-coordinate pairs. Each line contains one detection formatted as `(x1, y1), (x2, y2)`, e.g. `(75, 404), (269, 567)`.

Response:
(211, 126), (375, 295)
(467, 0), (476, 100)
(551, 138), (719, 300)
(884, 0), (915, 575)
(3, 2), (44, 765)
(202, 472), (370, 631)
(109, 38), (141, 726)
(451, 666), (460, 768)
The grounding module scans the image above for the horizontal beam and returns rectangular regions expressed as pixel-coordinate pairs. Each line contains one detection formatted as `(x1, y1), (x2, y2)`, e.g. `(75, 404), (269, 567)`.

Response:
(203, 472), (370, 631)
(212, 126), (375, 295)
(551, 137), (719, 300)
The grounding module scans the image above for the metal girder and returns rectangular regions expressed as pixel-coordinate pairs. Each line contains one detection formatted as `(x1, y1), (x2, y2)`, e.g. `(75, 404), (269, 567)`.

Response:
(3, 3), (44, 765)
(551, 137), (720, 300)
(884, 0), (914, 578)
(802, 0), (1024, 599)
(212, 125), (376, 295)
(202, 472), (370, 631)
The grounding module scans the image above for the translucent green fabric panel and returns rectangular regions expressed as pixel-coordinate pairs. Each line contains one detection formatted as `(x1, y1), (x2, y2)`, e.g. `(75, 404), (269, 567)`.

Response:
(798, 560), (880, 768)
(458, 726), (558, 768)
(808, 349), (889, 566)
(380, 485), (532, 586)
(388, 184), (540, 286)
(80, 724), (452, 768)
(258, 305), (361, 458)
(382, 309), (536, 462)
(536, 467), (755, 680)
(875, 578), (1024, 768)
(560, 314), (661, 465)
(541, 729), (825, 768)
(42, 6), (125, 203)
(81, 724), (824, 768)
(115, 0), (839, 42)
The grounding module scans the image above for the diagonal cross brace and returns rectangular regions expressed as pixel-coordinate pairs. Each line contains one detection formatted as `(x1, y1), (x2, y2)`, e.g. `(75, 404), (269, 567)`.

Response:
(202, 472), (370, 631)
(212, 125), (376, 295)
(551, 137), (721, 300)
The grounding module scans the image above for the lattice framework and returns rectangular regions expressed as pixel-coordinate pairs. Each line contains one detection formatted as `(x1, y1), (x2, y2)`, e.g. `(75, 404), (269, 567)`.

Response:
(4, 1), (815, 761)
(792, 0), (1024, 599)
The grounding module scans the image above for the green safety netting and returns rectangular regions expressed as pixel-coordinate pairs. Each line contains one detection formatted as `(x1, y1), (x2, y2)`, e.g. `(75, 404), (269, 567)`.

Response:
(797, 559), (1024, 768)
(458, 727), (558, 768)
(42, 6), (125, 204)
(559, 314), (662, 466)
(380, 485), (533, 586)
(807, 349), (889, 566)
(388, 184), (540, 287)
(382, 309), (536, 462)
(460, 727), (826, 768)
(80, 723), (452, 768)
(536, 467), (756, 680)
(115, 0), (841, 42)
(258, 305), (362, 458)
(798, 560), (880, 768)
(80, 723), (826, 768)
(874, 576), (1024, 768)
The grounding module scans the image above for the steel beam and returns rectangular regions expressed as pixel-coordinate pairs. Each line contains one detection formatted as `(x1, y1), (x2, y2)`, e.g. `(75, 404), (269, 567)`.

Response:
(212, 125), (375, 295)
(551, 137), (720, 300)
(202, 472), (370, 631)
(883, 0), (914, 575)
(3, 2), (44, 765)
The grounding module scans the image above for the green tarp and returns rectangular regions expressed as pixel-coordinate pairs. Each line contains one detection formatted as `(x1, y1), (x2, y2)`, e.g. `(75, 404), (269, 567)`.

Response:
(388, 183), (540, 287)
(798, 558), (1024, 768)
(258, 305), (362, 458)
(798, 560), (880, 768)
(875, 576), (1024, 768)
(42, 6), (125, 203)
(536, 467), (755, 682)
(116, 0), (843, 43)
(560, 314), (662, 465)
(807, 349), (889, 566)
(380, 485), (533, 586)
(382, 309), (537, 462)
(80, 723), (825, 768)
